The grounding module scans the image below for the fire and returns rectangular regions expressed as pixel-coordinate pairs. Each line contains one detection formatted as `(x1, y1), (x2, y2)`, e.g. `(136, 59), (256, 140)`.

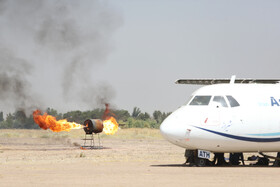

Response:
(33, 110), (83, 132)
(103, 116), (119, 135)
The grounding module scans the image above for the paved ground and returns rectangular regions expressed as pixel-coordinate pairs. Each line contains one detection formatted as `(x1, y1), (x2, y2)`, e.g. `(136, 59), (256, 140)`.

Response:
(0, 133), (280, 186)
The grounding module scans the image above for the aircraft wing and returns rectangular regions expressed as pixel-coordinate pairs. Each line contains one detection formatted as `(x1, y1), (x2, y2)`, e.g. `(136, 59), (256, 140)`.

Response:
(175, 79), (280, 85)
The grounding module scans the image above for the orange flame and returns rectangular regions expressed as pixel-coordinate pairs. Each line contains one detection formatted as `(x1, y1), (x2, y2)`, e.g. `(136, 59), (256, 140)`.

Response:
(103, 116), (119, 135)
(33, 110), (83, 132)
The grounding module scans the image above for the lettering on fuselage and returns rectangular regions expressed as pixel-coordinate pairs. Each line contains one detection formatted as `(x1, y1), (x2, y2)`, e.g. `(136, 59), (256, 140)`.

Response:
(198, 150), (211, 159)
(271, 97), (280, 106)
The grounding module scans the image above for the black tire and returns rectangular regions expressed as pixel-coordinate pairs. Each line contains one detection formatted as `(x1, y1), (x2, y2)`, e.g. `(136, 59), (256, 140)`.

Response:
(196, 158), (206, 167)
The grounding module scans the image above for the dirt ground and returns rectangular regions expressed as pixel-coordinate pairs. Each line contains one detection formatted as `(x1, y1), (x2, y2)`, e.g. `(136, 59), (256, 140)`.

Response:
(1, 129), (280, 187)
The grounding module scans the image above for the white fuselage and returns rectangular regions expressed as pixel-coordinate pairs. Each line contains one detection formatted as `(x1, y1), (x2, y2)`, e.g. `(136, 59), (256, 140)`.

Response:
(160, 84), (280, 153)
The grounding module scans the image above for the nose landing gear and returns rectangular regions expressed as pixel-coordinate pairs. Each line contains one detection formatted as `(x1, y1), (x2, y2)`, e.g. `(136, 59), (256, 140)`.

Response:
(184, 150), (210, 166)
(184, 149), (231, 166)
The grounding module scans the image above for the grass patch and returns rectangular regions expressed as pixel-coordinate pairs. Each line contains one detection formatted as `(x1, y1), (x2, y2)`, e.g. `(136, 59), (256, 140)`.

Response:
(78, 152), (86, 158)
(0, 128), (163, 140)
(72, 142), (81, 147)
(0, 132), (21, 138)
(0, 129), (83, 139)
(40, 134), (50, 139)
(101, 128), (163, 140)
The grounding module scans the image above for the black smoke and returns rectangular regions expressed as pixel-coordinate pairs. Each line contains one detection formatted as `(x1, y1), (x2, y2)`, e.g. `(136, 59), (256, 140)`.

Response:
(0, 0), (122, 114)
(0, 49), (40, 113)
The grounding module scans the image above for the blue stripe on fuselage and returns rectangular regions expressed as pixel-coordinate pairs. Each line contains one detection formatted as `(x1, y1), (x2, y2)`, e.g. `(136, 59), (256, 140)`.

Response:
(247, 132), (280, 136)
(194, 126), (280, 142)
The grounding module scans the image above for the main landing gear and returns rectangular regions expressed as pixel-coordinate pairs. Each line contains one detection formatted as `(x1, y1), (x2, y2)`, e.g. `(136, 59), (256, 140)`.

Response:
(258, 152), (280, 166)
(184, 150), (280, 167)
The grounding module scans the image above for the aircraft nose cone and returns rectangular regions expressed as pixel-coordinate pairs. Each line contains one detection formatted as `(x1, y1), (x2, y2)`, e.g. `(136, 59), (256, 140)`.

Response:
(160, 107), (196, 149)
(160, 115), (174, 138)
(160, 115), (184, 141)
(160, 120), (169, 138)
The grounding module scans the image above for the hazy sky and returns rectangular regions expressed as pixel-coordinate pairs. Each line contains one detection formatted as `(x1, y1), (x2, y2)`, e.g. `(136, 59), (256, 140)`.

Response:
(1, 0), (280, 115)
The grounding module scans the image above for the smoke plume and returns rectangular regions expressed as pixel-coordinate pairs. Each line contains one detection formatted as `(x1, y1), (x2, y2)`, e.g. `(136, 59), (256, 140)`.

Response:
(0, 0), (122, 114)
(0, 49), (40, 113)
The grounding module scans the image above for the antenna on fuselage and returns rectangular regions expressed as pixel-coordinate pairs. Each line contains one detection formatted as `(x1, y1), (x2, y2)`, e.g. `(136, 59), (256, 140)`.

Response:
(230, 75), (236, 84)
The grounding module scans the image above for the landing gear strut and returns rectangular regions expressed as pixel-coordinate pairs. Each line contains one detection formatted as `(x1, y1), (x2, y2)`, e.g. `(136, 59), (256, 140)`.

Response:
(273, 152), (280, 166)
(212, 153), (228, 166)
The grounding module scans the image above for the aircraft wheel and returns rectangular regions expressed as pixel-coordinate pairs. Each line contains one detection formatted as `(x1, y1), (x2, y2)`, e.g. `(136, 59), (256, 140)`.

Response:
(273, 152), (280, 167)
(257, 157), (269, 166)
(195, 158), (206, 167)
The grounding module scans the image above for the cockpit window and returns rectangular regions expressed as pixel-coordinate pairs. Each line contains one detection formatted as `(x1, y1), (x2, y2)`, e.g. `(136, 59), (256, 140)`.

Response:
(213, 96), (228, 107)
(189, 96), (212, 106)
(226, 95), (240, 107)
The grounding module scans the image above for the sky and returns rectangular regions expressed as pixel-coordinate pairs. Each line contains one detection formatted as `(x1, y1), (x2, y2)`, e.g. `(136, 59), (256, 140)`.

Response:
(1, 0), (280, 116)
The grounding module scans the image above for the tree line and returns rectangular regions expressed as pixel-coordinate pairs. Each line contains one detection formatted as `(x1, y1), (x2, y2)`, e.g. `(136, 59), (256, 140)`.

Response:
(0, 107), (171, 129)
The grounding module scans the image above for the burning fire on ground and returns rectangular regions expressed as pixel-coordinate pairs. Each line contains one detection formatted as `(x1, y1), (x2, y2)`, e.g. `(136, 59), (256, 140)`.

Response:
(103, 116), (118, 135)
(102, 103), (119, 135)
(33, 110), (84, 132)
(33, 104), (119, 135)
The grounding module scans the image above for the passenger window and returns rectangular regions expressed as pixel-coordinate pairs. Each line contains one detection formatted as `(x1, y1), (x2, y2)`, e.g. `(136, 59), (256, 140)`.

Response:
(213, 96), (228, 107)
(226, 95), (240, 107)
(189, 96), (212, 106)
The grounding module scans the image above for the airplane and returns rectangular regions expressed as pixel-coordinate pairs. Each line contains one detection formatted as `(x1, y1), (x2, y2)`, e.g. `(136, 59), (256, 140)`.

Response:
(160, 75), (280, 166)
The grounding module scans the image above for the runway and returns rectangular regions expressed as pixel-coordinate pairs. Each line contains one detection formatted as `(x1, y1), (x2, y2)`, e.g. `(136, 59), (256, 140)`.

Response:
(0, 130), (280, 186)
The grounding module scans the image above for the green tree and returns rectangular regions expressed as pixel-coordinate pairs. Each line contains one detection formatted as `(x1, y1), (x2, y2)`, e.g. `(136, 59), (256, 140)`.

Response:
(25, 114), (38, 129)
(138, 112), (150, 120)
(132, 107), (141, 118)
(153, 110), (171, 124)
(13, 110), (33, 129)
(46, 108), (63, 119)
(63, 110), (84, 124)
(88, 109), (104, 119)
(134, 120), (144, 128)
(149, 120), (159, 128)
(153, 110), (162, 123)
(126, 117), (134, 128)
(46, 108), (58, 116)
(5, 113), (13, 128)
(0, 111), (3, 122)
(113, 110), (130, 121)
